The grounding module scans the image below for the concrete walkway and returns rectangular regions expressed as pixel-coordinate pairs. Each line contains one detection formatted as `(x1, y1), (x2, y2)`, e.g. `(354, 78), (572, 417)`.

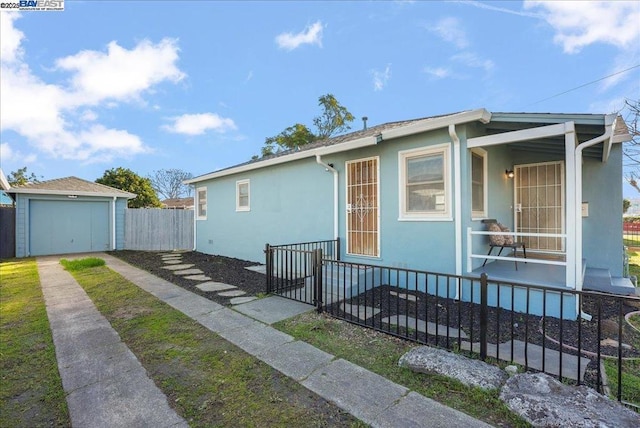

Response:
(36, 256), (187, 428)
(41, 253), (491, 428)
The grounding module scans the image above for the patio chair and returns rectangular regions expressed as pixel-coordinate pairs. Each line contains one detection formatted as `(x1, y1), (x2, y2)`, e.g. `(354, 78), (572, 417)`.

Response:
(482, 220), (527, 270)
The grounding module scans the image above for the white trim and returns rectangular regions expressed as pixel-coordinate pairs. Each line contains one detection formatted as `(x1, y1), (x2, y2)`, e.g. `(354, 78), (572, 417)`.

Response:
(380, 109), (491, 140)
(467, 123), (567, 148)
(112, 197), (116, 250)
(345, 156), (381, 258)
(450, 124), (462, 279)
(7, 188), (136, 198)
(398, 143), (451, 220)
(196, 186), (207, 220)
(565, 123), (577, 289)
(315, 155), (339, 240)
(236, 179), (250, 212)
(470, 147), (488, 220)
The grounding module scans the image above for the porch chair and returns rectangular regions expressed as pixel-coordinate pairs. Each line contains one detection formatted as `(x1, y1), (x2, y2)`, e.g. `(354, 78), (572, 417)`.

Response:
(482, 220), (527, 270)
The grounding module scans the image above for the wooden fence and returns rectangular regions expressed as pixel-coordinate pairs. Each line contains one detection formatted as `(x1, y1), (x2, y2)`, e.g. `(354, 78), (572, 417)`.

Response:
(0, 207), (16, 258)
(124, 209), (193, 251)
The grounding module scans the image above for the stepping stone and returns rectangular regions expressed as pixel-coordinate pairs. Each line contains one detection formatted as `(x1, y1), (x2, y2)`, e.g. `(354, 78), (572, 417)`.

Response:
(340, 303), (380, 320)
(184, 275), (211, 281)
(196, 282), (237, 292)
(218, 290), (247, 297)
(381, 316), (468, 339)
(173, 269), (204, 275)
(230, 296), (257, 305)
(162, 264), (194, 270)
(389, 291), (418, 302)
(159, 253), (182, 257)
(163, 260), (183, 265)
(245, 265), (267, 274)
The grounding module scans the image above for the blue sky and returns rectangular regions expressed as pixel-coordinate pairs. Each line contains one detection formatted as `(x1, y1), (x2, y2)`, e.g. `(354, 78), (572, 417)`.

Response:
(1, 1), (639, 195)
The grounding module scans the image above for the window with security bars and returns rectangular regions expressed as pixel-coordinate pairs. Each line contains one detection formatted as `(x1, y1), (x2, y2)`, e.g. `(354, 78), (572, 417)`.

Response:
(346, 157), (379, 257)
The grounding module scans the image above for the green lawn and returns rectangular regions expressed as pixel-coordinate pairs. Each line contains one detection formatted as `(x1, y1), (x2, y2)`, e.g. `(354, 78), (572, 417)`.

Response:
(0, 259), (70, 427)
(66, 260), (362, 427)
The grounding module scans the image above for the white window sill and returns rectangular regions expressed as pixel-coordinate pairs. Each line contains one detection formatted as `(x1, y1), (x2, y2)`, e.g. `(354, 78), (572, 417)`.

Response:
(398, 217), (453, 222)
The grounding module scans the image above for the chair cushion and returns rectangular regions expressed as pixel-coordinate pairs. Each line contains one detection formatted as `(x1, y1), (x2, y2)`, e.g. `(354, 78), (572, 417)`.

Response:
(498, 223), (514, 245)
(488, 222), (505, 245)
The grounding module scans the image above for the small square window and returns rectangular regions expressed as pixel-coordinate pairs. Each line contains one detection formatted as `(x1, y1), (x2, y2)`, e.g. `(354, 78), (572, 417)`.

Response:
(196, 187), (207, 220)
(236, 180), (250, 211)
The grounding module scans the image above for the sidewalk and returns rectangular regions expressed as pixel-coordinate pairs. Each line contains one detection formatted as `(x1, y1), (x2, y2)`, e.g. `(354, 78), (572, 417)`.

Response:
(41, 253), (491, 427)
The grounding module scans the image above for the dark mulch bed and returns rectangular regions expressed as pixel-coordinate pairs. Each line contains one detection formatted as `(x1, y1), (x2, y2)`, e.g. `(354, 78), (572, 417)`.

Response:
(110, 250), (266, 306)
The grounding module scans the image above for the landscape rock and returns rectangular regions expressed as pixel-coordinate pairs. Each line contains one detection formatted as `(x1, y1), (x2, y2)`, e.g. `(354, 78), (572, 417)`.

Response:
(504, 365), (518, 376)
(499, 372), (640, 427)
(398, 346), (507, 390)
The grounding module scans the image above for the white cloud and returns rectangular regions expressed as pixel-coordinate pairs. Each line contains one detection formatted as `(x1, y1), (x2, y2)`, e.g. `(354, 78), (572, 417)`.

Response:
(524, 1), (640, 54)
(451, 52), (494, 72)
(372, 64), (392, 91)
(0, 142), (37, 164)
(275, 21), (324, 51)
(0, 142), (13, 161)
(426, 17), (468, 49)
(163, 113), (237, 136)
(0, 16), (185, 163)
(423, 66), (452, 79)
(0, 13), (24, 63)
(56, 38), (185, 105)
(246, 70), (254, 81)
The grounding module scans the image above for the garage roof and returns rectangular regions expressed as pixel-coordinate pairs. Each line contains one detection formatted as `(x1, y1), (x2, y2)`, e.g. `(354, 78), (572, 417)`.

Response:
(7, 176), (136, 198)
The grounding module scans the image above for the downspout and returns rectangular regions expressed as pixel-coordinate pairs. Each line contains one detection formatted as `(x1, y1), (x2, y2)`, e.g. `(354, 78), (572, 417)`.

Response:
(112, 196), (117, 250)
(192, 185), (197, 251)
(315, 155), (339, 240)
(574, 114), (615, 320)
(449, 124), (462, 300)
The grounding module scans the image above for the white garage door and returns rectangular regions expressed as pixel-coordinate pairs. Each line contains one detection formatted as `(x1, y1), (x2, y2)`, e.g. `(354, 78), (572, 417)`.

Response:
(29, 200), (110, 256)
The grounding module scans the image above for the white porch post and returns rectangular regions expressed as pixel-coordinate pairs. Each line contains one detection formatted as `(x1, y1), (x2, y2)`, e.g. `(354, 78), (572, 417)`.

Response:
(564, 122), (577, 289)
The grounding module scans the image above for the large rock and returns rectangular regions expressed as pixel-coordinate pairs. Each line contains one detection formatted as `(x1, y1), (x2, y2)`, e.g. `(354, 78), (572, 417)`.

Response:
(398, 346), (508, 390)
(499, 372), (640, 427)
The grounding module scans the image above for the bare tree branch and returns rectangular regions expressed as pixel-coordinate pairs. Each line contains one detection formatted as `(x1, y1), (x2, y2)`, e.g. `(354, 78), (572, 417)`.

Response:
(149, 169), (193, 200)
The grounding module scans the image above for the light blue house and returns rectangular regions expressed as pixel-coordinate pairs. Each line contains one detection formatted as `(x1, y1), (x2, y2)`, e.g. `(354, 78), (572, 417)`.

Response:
(8, 176), (135, 257)
(186, 109), (634, 317)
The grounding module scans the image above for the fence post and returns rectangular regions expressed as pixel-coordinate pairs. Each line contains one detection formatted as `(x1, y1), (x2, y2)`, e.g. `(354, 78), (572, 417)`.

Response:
(265, 243), (272, 293)
(314, 249), (324, 313)
(480, 273), (488, 361)
(336, 237), (341, 261)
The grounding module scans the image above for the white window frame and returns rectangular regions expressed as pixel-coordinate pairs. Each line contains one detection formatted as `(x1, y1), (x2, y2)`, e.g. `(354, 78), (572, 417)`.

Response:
(196, 186), (207, 220)
(398, 143), (451, 221)
(236, 179), (250, 212)
(471, 148), (488, 219)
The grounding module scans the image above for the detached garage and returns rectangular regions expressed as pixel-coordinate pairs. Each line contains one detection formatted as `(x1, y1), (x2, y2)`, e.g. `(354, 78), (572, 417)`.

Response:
(8, 177), (135, 257)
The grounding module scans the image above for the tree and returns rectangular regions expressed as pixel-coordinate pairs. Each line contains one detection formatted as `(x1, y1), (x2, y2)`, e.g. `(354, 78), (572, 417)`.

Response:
(7, 167), (42, 186)
(96, 167), (161, 208)
(149, 169), (193, 200)
(313, 93), (355, 139)
(623, 99), (640, 192)
(257, 94), (354, 158)
(623, 198), (631, 214)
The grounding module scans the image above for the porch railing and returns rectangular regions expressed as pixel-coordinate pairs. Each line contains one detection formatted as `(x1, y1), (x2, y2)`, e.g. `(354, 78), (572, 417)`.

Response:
(467, 227), (567, 271)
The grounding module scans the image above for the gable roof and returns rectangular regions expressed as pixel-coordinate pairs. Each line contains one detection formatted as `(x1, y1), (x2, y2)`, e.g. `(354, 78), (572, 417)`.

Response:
(186, 109), (492, 184)
(7, 176), (136, 198)
(161, 197), (194, 208)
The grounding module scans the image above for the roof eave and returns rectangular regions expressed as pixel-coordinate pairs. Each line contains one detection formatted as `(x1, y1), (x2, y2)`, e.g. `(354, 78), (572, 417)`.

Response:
(379, 108), (491, 140)
(8, 188), (137, 198)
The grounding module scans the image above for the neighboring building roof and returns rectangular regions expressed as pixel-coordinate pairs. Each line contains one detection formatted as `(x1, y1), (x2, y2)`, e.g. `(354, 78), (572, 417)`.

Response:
(0, 191), (13, 205)
(7, 176), (136, 198)
(161, 197), (194, 209)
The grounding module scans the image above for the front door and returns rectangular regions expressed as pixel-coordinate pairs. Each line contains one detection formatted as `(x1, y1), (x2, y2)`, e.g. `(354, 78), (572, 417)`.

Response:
(346, 157), (379, 257)
(514, 161), (564, 252)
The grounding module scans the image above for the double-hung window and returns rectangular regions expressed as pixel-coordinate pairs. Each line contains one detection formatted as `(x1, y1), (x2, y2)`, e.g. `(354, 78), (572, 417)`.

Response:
(196, 187), (207, 220)
(471, 148), (487, 219)
(236, 179), (250, 211)
(399, 144), (450, 220)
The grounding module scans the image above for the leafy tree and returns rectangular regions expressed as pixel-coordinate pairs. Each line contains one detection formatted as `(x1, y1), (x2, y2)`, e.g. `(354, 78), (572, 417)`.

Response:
(623, 99), (640, 192)
(313, 93), (355, 139)
(96, 167), (161, 208)
(257, 93), (354, 158)
(149, 168), (193, 200)
(623, 198), (631, 214)
(7, 167), (42, 186)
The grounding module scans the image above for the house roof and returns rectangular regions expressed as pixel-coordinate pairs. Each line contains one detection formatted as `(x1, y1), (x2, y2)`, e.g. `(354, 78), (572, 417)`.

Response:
(185, 108), (631, 185)
(161, 197), (194, 208)
(186, 109), (491, 184)
(7, 176), (136, 198)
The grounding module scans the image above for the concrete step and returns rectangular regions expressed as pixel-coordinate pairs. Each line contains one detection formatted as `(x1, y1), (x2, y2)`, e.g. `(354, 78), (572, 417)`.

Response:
(583, 267), (637, 295)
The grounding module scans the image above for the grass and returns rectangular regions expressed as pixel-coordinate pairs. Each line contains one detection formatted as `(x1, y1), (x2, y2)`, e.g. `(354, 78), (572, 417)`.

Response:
(630, 314), (640, 330)
(274, 312), (531, 428)
(604, 359), (640, 407)
(66, 260), (362, 427)
(0, 258), (70, 427)
(60, 257), (105, 271)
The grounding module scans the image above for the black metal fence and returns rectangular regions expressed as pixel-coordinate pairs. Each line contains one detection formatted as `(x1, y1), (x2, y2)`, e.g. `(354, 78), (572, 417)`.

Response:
(265, 243), (640, 409)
